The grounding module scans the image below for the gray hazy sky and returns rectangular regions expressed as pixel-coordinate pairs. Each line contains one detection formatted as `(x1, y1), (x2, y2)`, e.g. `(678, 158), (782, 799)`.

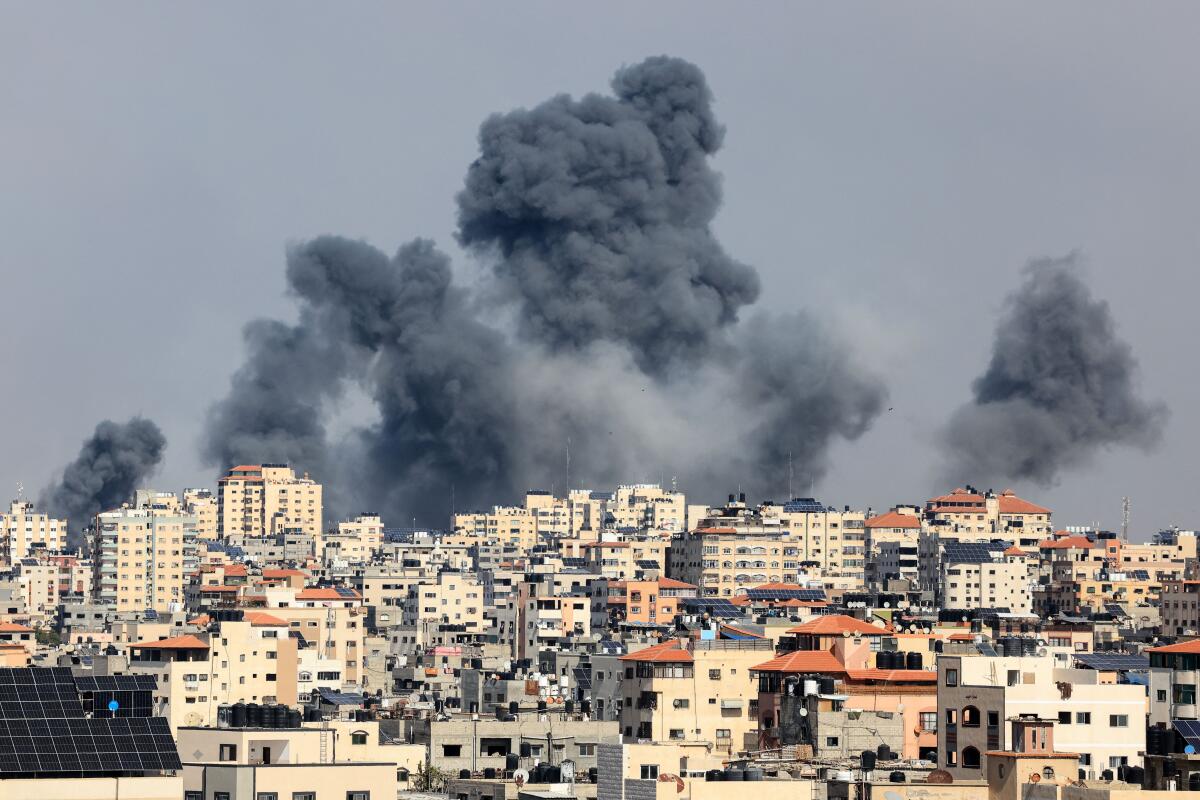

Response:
(3, 3), (1197, 537)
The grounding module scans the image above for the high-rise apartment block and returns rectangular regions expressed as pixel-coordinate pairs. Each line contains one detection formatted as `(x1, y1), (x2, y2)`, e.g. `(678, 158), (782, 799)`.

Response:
(1, 499), (67, 565)
(91, 496), (195, 613)
(217, 464), (322, 539)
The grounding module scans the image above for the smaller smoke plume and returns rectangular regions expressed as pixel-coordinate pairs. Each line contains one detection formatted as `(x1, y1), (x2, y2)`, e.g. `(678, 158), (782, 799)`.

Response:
(41, 417), (166, 545)
(942, 255), (1167, 485)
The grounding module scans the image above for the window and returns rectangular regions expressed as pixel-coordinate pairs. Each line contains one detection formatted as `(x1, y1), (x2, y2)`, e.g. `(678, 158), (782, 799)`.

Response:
(826, 736), (840, 747)
(716, 729), (731, 739)
(442, 744), (462, 757)
(1058, 711), (1071, 725)
(578, 743), (595, 756)
(1076, 712), (1091, 724)
(1109, 756), (1128, 769)
(641, 765), (659, 779)
(257, 794), (279, 800)
(351, 731), (369, 745)
(1042, 767), (1055, 779)
(185, 794), (202, 800)
(709, 669), (722, 680)
(293, 794), (316, 800)
(962, 706), (980, 728)
(219, 743), (237, 761)
(347, 793), (371, 800)
(945, 668), (958, 687)
(216, 794), (231, 800)
(1109, 715), (1129, 728)
(920, 712), (937, 732)
(669, 729), (685, 740)
(962, 746), (980, 770)
(1157, 690), (1168, 703)
(1007, 669), (1020, 687)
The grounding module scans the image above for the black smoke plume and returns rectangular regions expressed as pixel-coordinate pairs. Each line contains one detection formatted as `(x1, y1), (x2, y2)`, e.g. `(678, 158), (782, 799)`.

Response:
(202, 56), (887, 523)
(941, 255), (1167, 485)
(41, 417), (166, 546)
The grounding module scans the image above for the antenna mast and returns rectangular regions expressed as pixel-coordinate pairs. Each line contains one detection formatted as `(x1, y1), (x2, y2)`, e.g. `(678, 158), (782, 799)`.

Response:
(1122, 496), (1130, 540)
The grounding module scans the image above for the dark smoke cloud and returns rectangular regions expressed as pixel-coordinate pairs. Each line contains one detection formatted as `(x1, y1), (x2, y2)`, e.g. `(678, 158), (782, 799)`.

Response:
(199, 55), (886, 525)
(941, 255), (1167, 485)
(457, 55), (760, 374)
(41, 417), (166, 546)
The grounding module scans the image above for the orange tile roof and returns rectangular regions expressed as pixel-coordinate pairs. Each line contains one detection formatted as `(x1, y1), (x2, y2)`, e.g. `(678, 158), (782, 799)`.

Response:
(1148, 640), (1200, 655)
(789, 614), (884, 636)
(297, 587), (360, 600)
(263, 568), (307, 579)
(244, 612), (288, 627)
(928, 488), (986, 506)
(752, 649), (846, 674)
(222, 564), (248, 577)
(721, 624), (764, 639)
(128, 634), (209, 650)
(753, 582), (806, 591)
(949, 632), (978, 641)
(1003, 546), (1030, 557)
(865, 511), (922, 529)
(187, 615), (211, 626)
(199, 585), (240, 592)
(657, 578), (697, 589)
(0, 623), (34, 633)
(619, 640), (692, 663)
(1038, 536), (1095, 550)
(846, 669), (938, 683)
(996, 490), (1050, 515)
(693, 527), (737, 534)
(729, 596), (752, 606)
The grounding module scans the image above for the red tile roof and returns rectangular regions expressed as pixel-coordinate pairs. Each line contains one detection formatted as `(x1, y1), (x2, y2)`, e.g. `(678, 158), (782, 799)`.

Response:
(693, 527), (737, 534)
(752, 649), (846, 674)
(657, 578), (696, 589)
(263, 568), (307, 579)
(222, 564), (248, 577)
(187, 615), (211, 626)
(1148, 640), (1200, 655)
(720, 624), (764, 639)
(0, 623), (34, 633)
(996, 490), (1050, 515)
(244, 612), (288, 627)
(789, 614), (884, 636)
(1038, 536), (1095, 550)
(619, 640), (692, 663)
(128, 634), (209, 650)
(865, 511), (922, 529)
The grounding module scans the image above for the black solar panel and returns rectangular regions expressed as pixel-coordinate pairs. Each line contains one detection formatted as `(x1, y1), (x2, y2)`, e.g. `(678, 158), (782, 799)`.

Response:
(335, 587), (358, 598)
(635, 560), (660, 569)
(942, 541), (1009, 563)
(1175, 720), (1200, 751)
(976, 643), (998, 656)
(572, 667), (593, 690)
(0, 668), (84, 719)
(678, 598), (742, 619)
(745, 588), (826, 601)
(1074, 653), (1149, 671)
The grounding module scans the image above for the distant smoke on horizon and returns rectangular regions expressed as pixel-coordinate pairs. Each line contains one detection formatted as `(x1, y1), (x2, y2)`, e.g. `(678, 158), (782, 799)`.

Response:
(40, 417), (166, 547)
(49, 56), (888, 527)
(941, 254), (1167, 486)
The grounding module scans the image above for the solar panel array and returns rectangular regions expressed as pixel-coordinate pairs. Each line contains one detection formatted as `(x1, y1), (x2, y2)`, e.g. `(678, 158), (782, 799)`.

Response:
(783, 498), (829, 513)
(572, 667), (593, 690)
(0, 668), (84, 719)
(976, 642), (999, 657)
(596, 639), (625, 655)
(942, 541), (1010, 564)
(678, 598), (742, 619)
(0, 668), (180, 778)
(1175, 719), (1200, 750)
(635, 559), (660, 569)
(745, 588), (826, 601)
(335, 587), (359, 598)
(1126, 569), (1151, 581)
(1074, 653), (1150, 671)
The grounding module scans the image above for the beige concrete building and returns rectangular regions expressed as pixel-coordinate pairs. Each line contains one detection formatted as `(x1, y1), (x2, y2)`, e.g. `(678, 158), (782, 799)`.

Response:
(937, 653), (1146, 780)
(401, 570), (486, 632)
(924, 488), (1052, 546)
(320, 513), (384, 565)
(184, 488), (218, 540)
(1, 499), (67, 565)
(92, 500), (192, 613)
(218, 464), (322, 539)
(618, 637), (772, 755)
(597, 740), (813, 800)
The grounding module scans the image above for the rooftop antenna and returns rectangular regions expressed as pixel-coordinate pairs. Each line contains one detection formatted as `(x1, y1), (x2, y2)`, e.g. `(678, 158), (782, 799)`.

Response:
(788, 451), (794, 499)
(565, 436), (571, 491)
(1122, 497), (1131, 540)
(15, 482), (23, 501)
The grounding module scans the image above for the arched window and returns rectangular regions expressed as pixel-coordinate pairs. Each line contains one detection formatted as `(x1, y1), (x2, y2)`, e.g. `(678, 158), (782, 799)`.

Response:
(962, 706), (981, 727)
(299, 671), (313, 682)
(350, 730), (369, 745)
(962, 746), (980, 769)
(1042, 767), (1055, 780)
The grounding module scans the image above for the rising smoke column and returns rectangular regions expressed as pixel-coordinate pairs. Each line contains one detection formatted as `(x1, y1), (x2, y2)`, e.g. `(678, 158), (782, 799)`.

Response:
(41, 417), (166, 545)
(457, 55), (760, 374)
(203, 55), (888, 523)
(941, 255), (1167, 485)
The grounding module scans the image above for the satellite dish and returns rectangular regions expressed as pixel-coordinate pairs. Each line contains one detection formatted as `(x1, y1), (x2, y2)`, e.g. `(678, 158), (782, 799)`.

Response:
(513, 769), (529, 786)
(799, 707), (808, 717)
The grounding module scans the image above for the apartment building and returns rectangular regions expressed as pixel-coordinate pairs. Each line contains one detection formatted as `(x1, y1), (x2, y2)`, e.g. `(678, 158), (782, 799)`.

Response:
(1, 499), (67, 565)
(924, 488), (1051, 546)
(579, 539), (669, 580)
(92, 500), (194, 613)
(940, 543), (1034, 613)
(937, 653), (1146, 780)
(183, 488), (218, 539)
(217, 464), (322, 538)
(401, 570), (485, 632)
(1160, 580), (1200, 635)
(453, 505), (538, 550)
(321, 513), (385, 565)
(618, 637), (771, 754)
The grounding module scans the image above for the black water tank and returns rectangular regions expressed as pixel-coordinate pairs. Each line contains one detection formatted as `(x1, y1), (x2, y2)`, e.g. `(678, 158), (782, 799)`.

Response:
(1127, 766), (1145, 785)
(861, 750), (877, 771)
(589, 767), (599, 783)
(1022, 638), (1038, 656)
(877, 744), (893, 761)
(906, 651), (922, 670)
(1101, 769), (1114, 781)
(288, 709), (302, 728)
(471, 658), (484, 669)
(496, 705), (508, 720)
(565, 700), (575, 714)
(506, 754), (520, 771)
(247, 703), (263, 727)
(876, 651), (892, 669)
(889, 772), (905, 783)
(541, 766), (561, 783)
(581, 699), (593, 714)
(725, 769), (745, 781)
(459, 769), (472, 779)
(231, 702), (247, 727)
(1147, 726), (1166, 756)
(509, 701), (520, 714)
(537, 700), (547, 712)
(520, 742), (533, 758)
(705, 770), (724, 782)
(483, 768), (497, 779)
(274, 704), (288, 728)
(745, 768), (763, 781)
